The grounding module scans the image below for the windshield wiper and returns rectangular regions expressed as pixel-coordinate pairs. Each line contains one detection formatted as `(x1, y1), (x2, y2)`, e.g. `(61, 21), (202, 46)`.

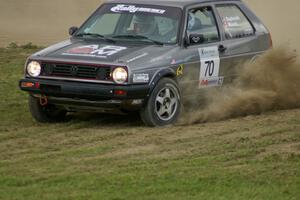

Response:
(76, 33), (105, 38)
(76, 33), (116, 43)
(112, 34), (164, 45)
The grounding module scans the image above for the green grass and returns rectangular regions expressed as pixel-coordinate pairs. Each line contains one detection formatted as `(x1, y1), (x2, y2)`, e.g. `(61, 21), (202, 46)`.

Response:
(0, 47), (300, 200)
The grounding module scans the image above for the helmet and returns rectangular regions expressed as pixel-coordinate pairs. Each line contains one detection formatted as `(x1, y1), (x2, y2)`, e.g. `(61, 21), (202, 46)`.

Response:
(133, 14), (156, 35)
(187, 13), (196, 31)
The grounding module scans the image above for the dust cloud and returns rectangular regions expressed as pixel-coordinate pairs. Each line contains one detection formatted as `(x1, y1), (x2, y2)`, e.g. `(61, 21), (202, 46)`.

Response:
(180, 47), (300, 125)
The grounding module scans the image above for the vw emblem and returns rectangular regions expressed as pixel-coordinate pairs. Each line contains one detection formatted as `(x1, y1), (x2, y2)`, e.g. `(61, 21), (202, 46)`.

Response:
(70, 66), (78, 76)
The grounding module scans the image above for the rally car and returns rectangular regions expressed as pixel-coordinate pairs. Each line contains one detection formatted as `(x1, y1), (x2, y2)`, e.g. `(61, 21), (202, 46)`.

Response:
(19, 0), (272, 126)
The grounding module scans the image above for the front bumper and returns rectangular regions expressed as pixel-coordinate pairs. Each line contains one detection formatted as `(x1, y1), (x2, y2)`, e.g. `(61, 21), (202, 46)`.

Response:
(19, 78), (150, 111)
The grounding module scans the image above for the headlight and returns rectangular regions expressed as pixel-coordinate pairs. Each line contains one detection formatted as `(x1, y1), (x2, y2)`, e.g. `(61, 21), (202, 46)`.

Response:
(27, 61), (41, 77)
(112, 67), (128, 84)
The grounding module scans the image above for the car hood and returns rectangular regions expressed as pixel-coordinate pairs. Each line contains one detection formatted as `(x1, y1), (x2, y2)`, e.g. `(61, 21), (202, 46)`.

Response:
(32, 39), (179, 70)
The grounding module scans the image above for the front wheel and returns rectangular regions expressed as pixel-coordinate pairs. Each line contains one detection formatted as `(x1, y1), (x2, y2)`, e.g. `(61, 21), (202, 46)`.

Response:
(29, 95), (67, 123)
(140, 78), (181, 127)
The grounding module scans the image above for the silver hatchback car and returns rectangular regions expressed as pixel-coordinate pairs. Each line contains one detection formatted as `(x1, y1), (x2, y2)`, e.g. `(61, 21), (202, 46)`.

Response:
(20, 0), (272, 126)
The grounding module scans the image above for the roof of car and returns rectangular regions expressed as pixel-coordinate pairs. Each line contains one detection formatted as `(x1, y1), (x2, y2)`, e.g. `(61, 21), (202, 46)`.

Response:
(104, 0), (241, 8)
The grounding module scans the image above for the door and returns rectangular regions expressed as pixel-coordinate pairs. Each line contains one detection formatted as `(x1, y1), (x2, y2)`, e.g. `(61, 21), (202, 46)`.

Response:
(214, 3), (258, 80)
(178, 5), (231, 97)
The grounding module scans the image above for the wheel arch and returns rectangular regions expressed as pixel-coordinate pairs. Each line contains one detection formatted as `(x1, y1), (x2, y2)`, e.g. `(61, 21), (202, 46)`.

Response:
(142, 67), (178, 105)
(148, 67), (178, 94)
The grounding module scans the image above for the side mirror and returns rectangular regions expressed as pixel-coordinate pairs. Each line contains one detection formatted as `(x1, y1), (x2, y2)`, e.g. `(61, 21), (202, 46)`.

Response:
(69, 26), (78, 36)
(189, 34), (205, 45)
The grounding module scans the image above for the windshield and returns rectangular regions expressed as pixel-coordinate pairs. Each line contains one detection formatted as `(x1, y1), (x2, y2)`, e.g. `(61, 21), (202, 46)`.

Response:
(76, 4), (183, 45)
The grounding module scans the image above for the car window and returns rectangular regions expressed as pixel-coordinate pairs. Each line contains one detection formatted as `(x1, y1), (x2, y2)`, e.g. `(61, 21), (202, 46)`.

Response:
(216, 5), (255, 39)
(86, 13), (121, 35)
(187, 7), (220, 44)
(77, 4), (183, 44)
(127, 15), (179, 43)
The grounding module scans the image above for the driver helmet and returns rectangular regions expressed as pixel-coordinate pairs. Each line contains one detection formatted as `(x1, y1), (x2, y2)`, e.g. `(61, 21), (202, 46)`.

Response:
(133, 15), (156, 35)
(187, 13), (196, 31)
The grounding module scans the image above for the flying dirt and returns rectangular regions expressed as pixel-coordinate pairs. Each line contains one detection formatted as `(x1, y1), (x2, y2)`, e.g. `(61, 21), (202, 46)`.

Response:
(180, 47), (300, 125)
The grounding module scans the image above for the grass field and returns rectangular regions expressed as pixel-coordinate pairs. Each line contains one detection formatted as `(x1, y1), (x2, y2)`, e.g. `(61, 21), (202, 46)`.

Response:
(0, 47), (299, 200)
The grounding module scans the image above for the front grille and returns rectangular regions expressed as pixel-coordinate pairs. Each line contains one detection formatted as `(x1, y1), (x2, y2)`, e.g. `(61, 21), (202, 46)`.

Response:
(41, 63), (111, 81)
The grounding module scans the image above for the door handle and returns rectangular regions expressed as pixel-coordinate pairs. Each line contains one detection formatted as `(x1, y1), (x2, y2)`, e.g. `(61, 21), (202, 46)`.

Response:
(218, 45), (227, 52)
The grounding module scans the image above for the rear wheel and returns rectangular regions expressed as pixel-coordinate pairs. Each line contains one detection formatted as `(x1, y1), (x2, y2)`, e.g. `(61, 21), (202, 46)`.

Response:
(29, 95), (67, 123)
(140, 78), (181, 127)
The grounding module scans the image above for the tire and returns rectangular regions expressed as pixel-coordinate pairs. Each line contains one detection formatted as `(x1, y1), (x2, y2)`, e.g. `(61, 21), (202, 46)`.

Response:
(28, 95), (67, 123)
(140, 78), (181, 127)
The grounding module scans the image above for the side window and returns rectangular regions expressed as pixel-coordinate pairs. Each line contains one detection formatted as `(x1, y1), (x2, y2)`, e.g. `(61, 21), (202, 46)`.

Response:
(216, 5), (255, 39)
(187, 7), (220, 44)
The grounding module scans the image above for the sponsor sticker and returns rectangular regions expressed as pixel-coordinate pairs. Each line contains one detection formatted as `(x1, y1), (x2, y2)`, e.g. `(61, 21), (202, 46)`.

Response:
(176, 64), (184, 76)
(199, 76), (224, 87)
(222, 16), (241, 28)
(131, 99), (143, 105)
(127, 53), (148, 63)
(198, 46), (223, 88)
(63, 45), (127, 58)
(111, 4), (166, 14)
(171, 59), (176, 65)
(133, 73), (149, 83)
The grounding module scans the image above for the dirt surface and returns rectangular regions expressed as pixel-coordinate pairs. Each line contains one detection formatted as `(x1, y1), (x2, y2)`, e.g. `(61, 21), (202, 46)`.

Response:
(0, 0), (299, 51)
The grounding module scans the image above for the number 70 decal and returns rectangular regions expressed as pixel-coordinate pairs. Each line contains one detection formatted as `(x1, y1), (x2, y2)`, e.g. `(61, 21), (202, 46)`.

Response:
(198, 46), (224, 88)
(205, 60), (215, 76)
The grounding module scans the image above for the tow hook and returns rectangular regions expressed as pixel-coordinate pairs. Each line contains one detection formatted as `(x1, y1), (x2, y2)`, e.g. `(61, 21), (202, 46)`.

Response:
(39, 95), (48, 106)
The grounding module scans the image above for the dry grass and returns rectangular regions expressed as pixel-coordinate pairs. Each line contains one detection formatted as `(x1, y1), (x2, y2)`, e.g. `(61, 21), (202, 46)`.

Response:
(0, 47), (299, 200)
